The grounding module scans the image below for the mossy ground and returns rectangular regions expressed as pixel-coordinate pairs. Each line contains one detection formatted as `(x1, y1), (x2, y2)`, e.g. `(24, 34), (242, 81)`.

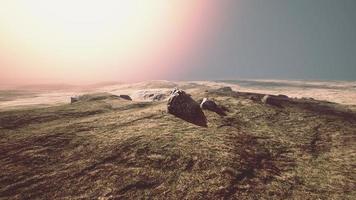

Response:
(0, 91), (355, 199)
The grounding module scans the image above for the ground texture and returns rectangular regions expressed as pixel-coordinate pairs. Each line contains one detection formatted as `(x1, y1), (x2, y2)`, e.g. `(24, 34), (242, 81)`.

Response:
(0, 86), (355, 199)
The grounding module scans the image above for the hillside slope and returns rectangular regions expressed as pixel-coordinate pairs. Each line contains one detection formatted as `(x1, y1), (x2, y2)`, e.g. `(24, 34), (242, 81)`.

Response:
(0, 89), (355, 199)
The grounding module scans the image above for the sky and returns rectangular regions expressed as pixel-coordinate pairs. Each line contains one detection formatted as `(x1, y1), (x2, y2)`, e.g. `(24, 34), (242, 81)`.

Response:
(182, 0), (356, 81)
(0, 0), (356, 85)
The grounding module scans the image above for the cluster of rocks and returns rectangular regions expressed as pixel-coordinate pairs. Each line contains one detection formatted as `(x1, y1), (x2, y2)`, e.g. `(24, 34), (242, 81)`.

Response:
(166, 87), (296, 127)
(167, 88), (207, 127)
(70, 87), (295, 127)
(167, 88), (227, 127)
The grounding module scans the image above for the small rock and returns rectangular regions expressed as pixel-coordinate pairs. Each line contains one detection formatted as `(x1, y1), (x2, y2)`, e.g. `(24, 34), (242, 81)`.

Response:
(70, 96), (79, 103)
(262, 95), (284, 107)
(200, 98), (227, 116)
(119, 95), (132, 101)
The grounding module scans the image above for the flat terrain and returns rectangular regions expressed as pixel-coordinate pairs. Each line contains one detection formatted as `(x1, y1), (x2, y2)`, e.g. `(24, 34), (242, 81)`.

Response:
(0, 81), (355, 199)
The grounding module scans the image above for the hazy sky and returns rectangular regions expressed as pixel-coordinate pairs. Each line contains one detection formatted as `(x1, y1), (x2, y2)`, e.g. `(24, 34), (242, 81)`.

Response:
(182, 0), (356, 81)
(1, 0), (355, 85)
(0, 0), (218, 85)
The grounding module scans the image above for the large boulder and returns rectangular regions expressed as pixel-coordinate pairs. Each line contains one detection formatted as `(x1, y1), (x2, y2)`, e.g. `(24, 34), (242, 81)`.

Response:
(167, 89), (207, 127)
(200, 98), (227, 116)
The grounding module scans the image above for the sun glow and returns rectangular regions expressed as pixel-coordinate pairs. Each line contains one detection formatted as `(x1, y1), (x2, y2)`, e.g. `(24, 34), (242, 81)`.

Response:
(0, 0), (218, 84)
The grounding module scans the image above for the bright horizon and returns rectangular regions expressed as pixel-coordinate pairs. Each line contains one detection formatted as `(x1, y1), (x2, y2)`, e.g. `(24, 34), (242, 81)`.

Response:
(0, 0), (220, 85)
(1, 0), (356, 86)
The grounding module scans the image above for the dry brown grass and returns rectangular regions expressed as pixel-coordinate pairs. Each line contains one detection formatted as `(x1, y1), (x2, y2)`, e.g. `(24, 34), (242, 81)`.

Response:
(0, 90), (355, 199)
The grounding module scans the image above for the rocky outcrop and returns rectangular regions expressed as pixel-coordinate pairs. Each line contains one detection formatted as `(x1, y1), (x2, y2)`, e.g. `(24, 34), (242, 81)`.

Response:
(167, 89), (207, 127)
(200, 98), (227, 116)
(119, 95), (132, 101)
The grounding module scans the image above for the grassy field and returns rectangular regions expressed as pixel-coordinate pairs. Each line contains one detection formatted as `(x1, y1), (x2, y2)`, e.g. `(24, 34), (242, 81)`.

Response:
(0, 89), (355, 199)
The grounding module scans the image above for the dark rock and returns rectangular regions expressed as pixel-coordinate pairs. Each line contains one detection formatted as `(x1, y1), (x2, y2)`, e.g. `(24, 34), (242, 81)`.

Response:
(261, 95), (284, 107)
(167, 88), (207, 127)
(70, 97), (79, 103)
(119, 95), (132, 101)
(200, 98), (227, 116)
